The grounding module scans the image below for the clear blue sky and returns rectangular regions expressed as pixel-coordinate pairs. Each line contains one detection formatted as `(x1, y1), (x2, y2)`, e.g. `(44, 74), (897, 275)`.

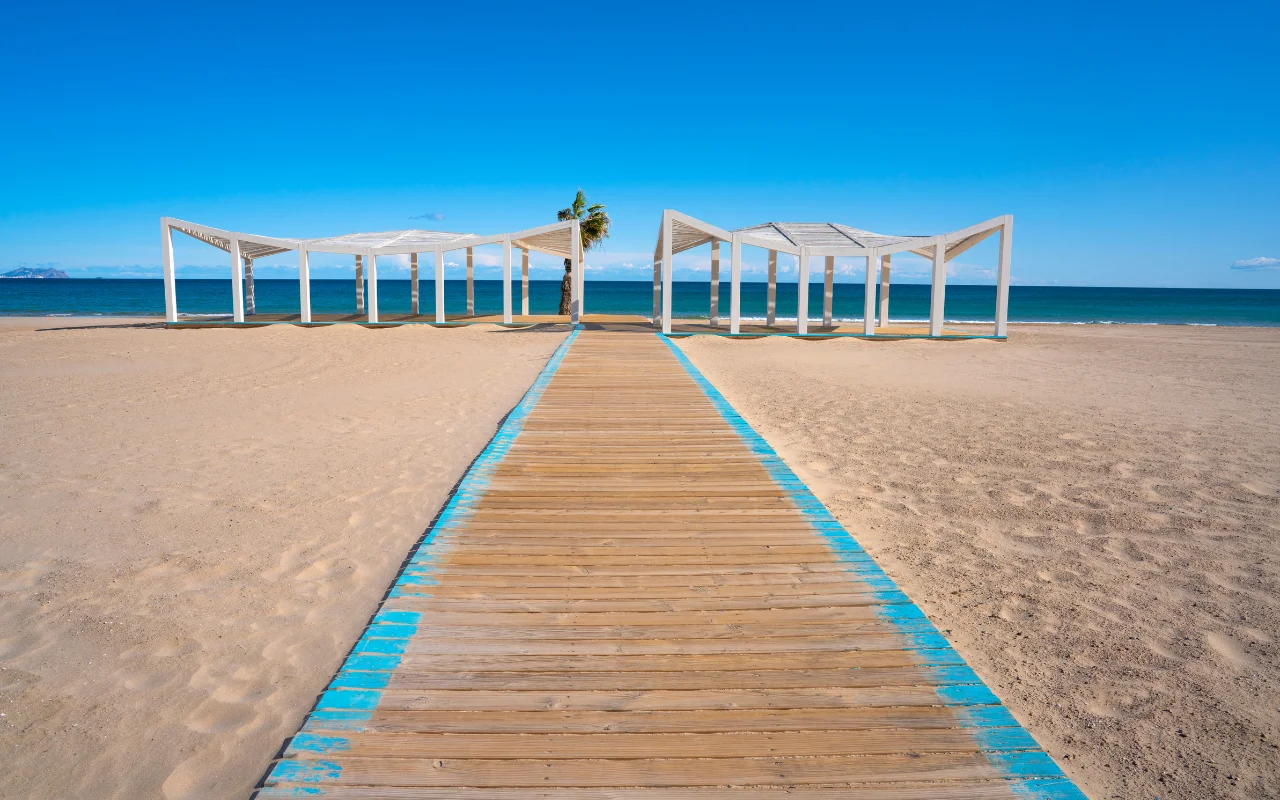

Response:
(2, 0), (1278, 287)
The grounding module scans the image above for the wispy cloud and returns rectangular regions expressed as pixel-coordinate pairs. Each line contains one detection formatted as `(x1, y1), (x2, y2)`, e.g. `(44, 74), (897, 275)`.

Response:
(410, 212), (446, 221)
(1231, 256), (1280, 271)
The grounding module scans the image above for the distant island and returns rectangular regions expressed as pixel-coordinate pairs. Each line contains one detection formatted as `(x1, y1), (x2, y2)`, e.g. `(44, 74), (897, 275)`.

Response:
(2, 267), (69, 279)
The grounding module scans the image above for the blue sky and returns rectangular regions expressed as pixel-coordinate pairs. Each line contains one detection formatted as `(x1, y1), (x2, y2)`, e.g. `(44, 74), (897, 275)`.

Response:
(2, 1), (1278, 287)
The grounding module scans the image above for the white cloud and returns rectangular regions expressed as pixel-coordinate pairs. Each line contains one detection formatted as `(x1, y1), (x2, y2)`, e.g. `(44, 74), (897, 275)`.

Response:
(410, 212), (445, 221)
(1231, 256), (1280, 271)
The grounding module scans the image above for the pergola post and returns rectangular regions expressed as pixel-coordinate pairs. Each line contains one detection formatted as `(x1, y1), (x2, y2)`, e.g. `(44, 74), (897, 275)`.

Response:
(465, 247), (474, 316)
(929, 239), (947, 337)
(244, 258), (256, 315)
(569, 219), (581, 324)
(995, 216), (1013, 337)
(822, 255), (834, 327)
(355, 255), (365, 314)
(796, 250), (810, 335)
(652, 257), (661, 325)
(660, 212), (673, 334)
(434, 249), (445, 323)
(521, 248), (529, 316)
(862, 254), (877, 336)
(299, 248), (312, 323)
(410, 253), (419, 316)
(730, 234), (742, 335)
(366, 252), (379, 323)
(766, 249), (777, 326)
(878, 254), (891, 328)
(710, 241), (720, 327)
(230, 236), (244, 323)
(502, 236), (513, 324)
(160, 221), (177, 323)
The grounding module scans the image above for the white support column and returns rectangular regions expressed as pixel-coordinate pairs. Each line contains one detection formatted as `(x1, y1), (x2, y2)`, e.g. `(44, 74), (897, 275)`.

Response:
(710, 241), (720, 327)
(355, 255), (364, 314)
(766, 249), (777, 326)
(299, 248), (312, 323)
(863, 254), (877, 336)
(570, 219), (581, 324)
(730, 234), (742, 335)
(465, 247), (474, 316)
(410, 253), (419, 316)
(244, 258), (256, 316)
(822, 255), (834, 327)
(878, 254), (891, 328)
(652, 257), (661, 325)
(796, 250), (810, 335)
(230, 236), (244, 323)
(995, 216), (1014, 337)
(502, 236), (513, 324)
(578, 254), (586, 316)
(521, 248), (529, 316)
(366, 252), (379, 323)
(160, 221), (177, 323)
(434, 249), (445, 323)
(661, 212), (673, 334)
(929, 239), (947, 337)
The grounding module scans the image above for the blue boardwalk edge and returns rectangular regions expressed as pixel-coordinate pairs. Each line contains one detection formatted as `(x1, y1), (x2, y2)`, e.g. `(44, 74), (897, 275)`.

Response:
(260, 326), (582, 791)
(656, 332), (1087, 800)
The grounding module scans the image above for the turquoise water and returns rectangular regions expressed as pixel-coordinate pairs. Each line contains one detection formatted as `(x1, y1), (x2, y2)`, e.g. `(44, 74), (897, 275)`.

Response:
(2, 279), (1278, 326)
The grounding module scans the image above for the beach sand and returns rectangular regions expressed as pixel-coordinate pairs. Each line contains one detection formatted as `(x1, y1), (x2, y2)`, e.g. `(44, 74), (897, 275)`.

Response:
(677, 324), (1280, 799)
(0, 320), (568, 799)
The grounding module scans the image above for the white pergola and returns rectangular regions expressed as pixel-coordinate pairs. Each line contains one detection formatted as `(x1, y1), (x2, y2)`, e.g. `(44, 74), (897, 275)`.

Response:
(159, 217), (583, 324)
(652, 210), (1013, 337)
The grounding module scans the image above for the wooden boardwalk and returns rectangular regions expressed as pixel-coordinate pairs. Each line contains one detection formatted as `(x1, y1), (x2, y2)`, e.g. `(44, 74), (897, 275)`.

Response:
(256, 329), (1083, 798)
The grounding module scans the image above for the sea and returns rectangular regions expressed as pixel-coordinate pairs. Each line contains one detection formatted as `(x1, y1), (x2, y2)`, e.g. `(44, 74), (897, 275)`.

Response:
(2, 279), (1279, 326)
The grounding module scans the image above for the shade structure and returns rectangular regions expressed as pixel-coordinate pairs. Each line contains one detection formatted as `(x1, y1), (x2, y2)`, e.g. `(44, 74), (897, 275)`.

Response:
(161, 217), (581, 325)
(652, 210), (1013, 337)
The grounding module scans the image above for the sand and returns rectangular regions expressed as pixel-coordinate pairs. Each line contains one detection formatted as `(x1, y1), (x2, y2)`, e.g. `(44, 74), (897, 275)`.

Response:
(0, 320), (568, 799)
(676, 324), (1280, 800)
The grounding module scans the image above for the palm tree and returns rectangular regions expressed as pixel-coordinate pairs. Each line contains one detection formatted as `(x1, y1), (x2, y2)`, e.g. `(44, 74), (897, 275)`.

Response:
(556, 190), (611, 315)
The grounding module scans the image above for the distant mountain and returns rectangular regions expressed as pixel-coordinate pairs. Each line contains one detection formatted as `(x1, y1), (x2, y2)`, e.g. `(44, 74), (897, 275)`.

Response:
(2, 267), (70, 278)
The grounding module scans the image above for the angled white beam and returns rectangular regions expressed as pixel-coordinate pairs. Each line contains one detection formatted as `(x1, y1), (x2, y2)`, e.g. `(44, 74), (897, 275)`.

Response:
(929, 238), (947, 337)
(766, 249), (777, 326)
(366, 251), (380, 323)
(502, 235), (513, 324)
(710, 241), (720, 327)
(878, 254), (891, 328)
(410, 253), (419, 316)
(661, 211), (674, 334)
(570, 218), (581, 324)
(863, 254), (877, 336)
(161, 221), (177, 323)
(730, 234), (742, 335)
(466, 247), (475, 316)
(434, 249), (446, 323)
(521, 248), (529, 316)
(796, 249), (810, 335)
(230, 236), (244, 323)
(299, 247), (312, 323)
(355, 255), (365, 314)
(823, 255), (834, 327)
(995, 216), (1013, 337)
(739, 231), (801, 255)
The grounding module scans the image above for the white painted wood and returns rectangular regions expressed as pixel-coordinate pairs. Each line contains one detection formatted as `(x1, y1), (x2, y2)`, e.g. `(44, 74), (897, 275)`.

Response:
(161, 222), (177, 323)
(929, 239), (947, 337)
(355, 254), (365, 314)
(366, 252), (379, 323)
(661, 211), (674, 334)
(710, 240), (720, 327)
(863, 254), (877, 336)
(995, 216), (1013, 337)
(878, 254), (891, 328)
(410, 253), (419, 315)
(299, 248), (312, 323)
(230, 236), (244, 323)
(579, 254), (586, 316)
(797, 249), (810, 335)
(521, 248), (529, 316)
(570, 218), (581, 324)
(766, 249), (777, 326)
(466, 247), (474, 316)
(823, 255), (834, 327)
(730, 234), (742, 335)
(502, 235), (513, 324)
(652, 257), (661, 325)
(434, 249), (446, 323)
(244, 258), (256, 316)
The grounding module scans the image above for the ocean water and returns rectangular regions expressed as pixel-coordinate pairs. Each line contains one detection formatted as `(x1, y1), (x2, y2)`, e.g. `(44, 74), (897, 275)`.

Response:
(2, 279), (1278, 326)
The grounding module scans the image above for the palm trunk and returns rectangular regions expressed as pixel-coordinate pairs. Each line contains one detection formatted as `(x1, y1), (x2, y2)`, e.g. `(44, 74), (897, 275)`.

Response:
(559, 257), (572, 315)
